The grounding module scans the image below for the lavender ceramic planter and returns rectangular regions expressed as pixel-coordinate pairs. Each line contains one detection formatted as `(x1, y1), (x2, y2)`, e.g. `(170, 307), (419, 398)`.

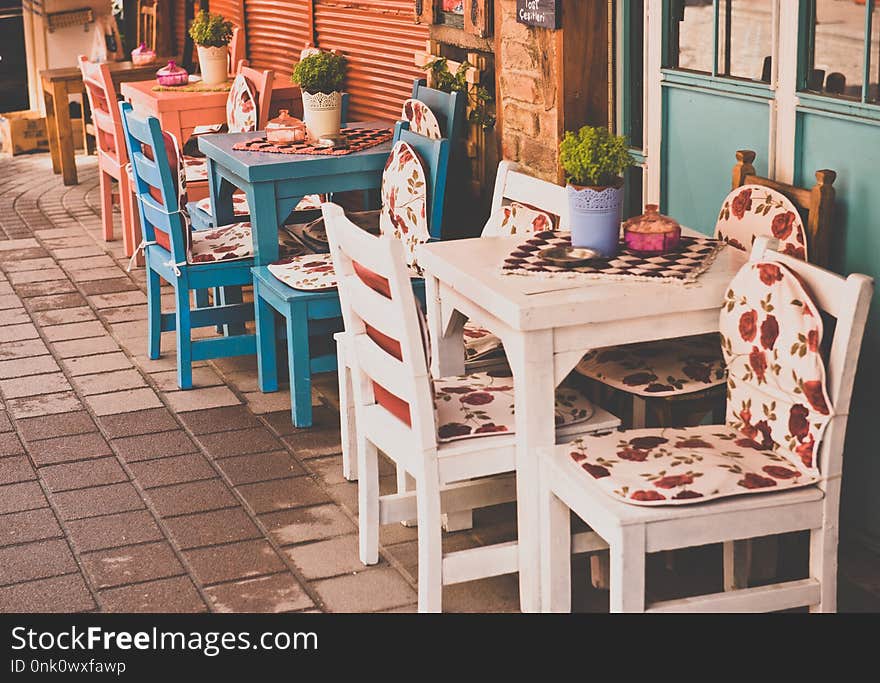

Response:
(566, 183), (624, 258)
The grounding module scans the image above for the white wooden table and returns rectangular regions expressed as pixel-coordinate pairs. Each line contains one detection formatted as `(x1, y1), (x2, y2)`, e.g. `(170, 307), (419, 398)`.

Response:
(417, 233), (748, 612)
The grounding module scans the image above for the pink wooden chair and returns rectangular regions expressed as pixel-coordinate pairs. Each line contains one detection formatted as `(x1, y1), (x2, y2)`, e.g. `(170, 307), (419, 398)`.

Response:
(323, 202), (620, 611)
(229, 27), (246, 76)
(78, 55), (135, 255)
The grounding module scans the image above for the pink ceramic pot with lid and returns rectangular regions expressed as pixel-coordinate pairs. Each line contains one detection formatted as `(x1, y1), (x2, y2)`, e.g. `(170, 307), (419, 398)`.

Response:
(156, 61), (189, 87)
(623, 204), (681, 255)
(265, 110), (307, 143)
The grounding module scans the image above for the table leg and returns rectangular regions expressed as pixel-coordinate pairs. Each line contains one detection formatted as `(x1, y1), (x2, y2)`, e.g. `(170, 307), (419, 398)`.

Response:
(246, 182), (281, 266)
(51, 81), (77, 185)
(42, 85), (61, 174)
(508, 330), (556, 613)
(425, 275), (466, 379)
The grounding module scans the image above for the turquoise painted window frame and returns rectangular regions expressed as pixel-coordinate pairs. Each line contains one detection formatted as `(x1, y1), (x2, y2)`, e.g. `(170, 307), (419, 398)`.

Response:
(616, 0), (646, 152)
(798, 0), (879, 106)
(661, 0), (775, 94)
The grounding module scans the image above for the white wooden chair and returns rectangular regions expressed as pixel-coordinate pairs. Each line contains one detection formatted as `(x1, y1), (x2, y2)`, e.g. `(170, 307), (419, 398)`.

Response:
(338, 160), (570, 482)
(323, 202), (620, 612)
(539, 237), (873, 612)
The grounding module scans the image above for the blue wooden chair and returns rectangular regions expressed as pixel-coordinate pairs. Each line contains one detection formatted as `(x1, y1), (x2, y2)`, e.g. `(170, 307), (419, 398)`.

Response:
(410, 78), (465, 142)
(119, 101), (257, 389)
(252, 123), (450, 427)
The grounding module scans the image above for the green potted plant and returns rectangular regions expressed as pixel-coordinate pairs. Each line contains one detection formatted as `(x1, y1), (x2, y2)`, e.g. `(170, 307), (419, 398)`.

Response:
(559, 125), (634, 256)
(292, 50), (347, 140)
(189, 10), (233, 86)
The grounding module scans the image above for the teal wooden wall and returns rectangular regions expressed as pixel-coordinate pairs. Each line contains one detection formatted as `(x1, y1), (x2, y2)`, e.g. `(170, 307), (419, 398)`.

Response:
(795, 109), (880, 549)
(660, 84), (770, 233)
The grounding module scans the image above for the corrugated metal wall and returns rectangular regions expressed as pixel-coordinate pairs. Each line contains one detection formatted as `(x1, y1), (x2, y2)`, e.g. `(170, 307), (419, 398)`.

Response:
(210, 0), (246, 27)
(244, 0), (312, 79)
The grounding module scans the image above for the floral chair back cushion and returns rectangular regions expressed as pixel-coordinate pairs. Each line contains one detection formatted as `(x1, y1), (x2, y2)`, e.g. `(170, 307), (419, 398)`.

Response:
(481, 202), (554, 237)
(716, 184), (809, 260)
(379, 141), (430, 273)
(226, 74), (258, 134)
(720, 260), (833, 474)
(401, 98), (442, 140)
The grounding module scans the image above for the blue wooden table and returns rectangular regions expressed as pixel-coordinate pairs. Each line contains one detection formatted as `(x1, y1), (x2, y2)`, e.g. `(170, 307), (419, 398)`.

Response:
(197, 125), (393, 266)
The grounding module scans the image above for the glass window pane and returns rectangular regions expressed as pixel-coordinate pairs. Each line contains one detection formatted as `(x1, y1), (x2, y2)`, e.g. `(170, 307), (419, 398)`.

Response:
(670, 0), (715, 74)
(716, 0), (773, 82)
(627, 0), (645, 148)
(809, 0), (868, 100)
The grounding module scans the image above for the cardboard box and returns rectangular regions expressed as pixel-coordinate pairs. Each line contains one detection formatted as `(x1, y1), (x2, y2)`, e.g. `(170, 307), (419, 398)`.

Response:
(0, 111), (50, 156)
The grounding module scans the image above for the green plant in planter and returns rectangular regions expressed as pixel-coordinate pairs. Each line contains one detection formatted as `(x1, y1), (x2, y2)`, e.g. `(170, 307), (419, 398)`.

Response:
(559, 126), (634, 188)
(423, 57), (496, 130)
(188, 10), (233, 48)
(292, 52), (347, 95)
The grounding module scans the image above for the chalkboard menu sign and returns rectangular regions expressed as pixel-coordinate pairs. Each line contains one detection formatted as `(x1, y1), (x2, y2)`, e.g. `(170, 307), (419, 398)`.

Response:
(516, 0), (561, 29)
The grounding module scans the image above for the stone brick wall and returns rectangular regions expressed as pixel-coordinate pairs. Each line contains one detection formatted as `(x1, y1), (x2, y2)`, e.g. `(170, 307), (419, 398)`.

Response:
(496, 0), (562, 181)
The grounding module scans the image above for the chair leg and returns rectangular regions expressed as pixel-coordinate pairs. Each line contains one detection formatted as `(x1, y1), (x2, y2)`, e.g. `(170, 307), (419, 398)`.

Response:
(357, 436), (380, 566)
(220, 286), (246, 336)
(99, 169), (114, 242)
(254, 281), (279, 393)
(118, 170), (135, 258)
(540, 486), (572, 612)
(147, 267), (162, 360)
(338, 341), (357, 481)
(397, 468), (417, 527)
(723, 539), (751, 591)
(416, 470), (443, 613)
(609, 525), (646, 613)
(632, 396), (648, 428)
(175, 285), (193, 389)
(286, 305), (312, 428)
(809, 526), (837, 613)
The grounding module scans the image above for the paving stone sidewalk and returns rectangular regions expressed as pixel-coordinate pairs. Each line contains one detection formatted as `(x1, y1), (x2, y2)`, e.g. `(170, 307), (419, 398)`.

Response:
(1, 153), (878, 613)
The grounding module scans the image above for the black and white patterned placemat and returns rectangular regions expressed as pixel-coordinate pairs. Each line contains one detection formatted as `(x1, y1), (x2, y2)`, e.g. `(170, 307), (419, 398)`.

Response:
(501, 231), (726, 284)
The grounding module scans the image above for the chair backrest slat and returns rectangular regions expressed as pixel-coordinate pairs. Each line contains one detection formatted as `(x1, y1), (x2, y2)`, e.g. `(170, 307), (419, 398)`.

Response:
(390, 126), (450, 241)
(78, 56), (126, 166)
(411, 78), (465, 142)
(486, 160), (569, 232)
(234, 62), (275, 130)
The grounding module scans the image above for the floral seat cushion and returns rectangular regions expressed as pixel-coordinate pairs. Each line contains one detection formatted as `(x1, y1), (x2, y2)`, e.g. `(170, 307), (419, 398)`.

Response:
(402, 98), (442, 140)
(576, 334), (727, 398)
(463, 322), (506, 361)
(716, 184), (809, 260)
(189, 223), (254, 264)
(267, 252), (420, 292)
(380, 141), (430, 274)
(569, 259), (832, 506)
(183, 156), (209, 183)
(196, 192), (250, 217)
(435, 367), (595, 442)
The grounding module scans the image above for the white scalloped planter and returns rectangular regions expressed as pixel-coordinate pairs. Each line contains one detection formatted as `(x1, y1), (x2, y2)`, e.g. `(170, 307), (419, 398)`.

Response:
(197, 45), (228, 86)
(567, 182), (624, 257)
(301, 90), (342, 140)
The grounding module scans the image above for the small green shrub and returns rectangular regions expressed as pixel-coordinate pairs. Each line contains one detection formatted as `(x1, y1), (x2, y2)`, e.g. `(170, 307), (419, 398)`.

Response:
(423, 57), (495, 129)
(189, 10), (233, 48)
(292, 52), (347, 94)
(559, 126), (634, 187)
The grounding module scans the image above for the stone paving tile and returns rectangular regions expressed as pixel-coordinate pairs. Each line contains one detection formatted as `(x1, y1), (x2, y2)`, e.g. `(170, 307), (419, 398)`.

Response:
(176, 404), (262, 435)
(69, 267), (127, 282)
(0, 432), (25, 457)
(100, 305), (148, 324)
(62, 352), (132, 376)
(285, 535), (365, 580)
(0, 372), (72, 398)
(0, 338), (50, 360)
(17, 411), (97, 442)
(127, 453), (216, 489)
(60, 255), (117, 271)
(0, 412), (13, 433)
(43, 320), (107, 342)
(28, 432), (112, 467)
(52, 336), (120, 358)
(26, 293), (89, 312)
(0, 574), (96, 613)
(0, 308), (30, 326)
(164, 386), (241, 413)
(72, 369), (146, 396)
(236, 477), (332, 514)
(2, 257), (57, 272)
(0, 456), (37, 485)
(89, 291), (148, 309)
(147, 479), (240, 518)
(151, 367), (224, 392)
(164, 508), (262, 550)
(7, 267), (67, 284)
(217, 451), (306, 485)
(79, 278), (139, 295)
(7, 392), (83, 419)
(0, 294), (22, 310)
(197, 427), (284, 459)
(259, 505), (357, 546)
(0, 508), (64, 547)
(99, 576), (207, 613)
(39, 457), (128, 492)
(111, 430), (198, 462)
(15, 280), (77, 298)
(66, 510), (164, 553)
(204, 573), (314, 613)
(0, 355), (61, 379)
(0, 539), (78, 586)
(96, 408), (178, 439)
(314, 567), (417, 613)
(85, 387), (163, 416)
(52, 246), (105, 260)
(80, 541), (184, 589)
(34, 307), (97, 326)
(53, 482), (145, 521)
(184, 539), (287, 585)
(0, 322), (39, 342)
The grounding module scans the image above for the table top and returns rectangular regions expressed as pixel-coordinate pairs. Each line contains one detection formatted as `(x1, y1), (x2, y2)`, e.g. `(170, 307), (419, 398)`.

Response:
(417, 232), (749, 332)
(40, 59), (176, 84)
(198, 124), (393, 184)
(121, 79), (231, 109)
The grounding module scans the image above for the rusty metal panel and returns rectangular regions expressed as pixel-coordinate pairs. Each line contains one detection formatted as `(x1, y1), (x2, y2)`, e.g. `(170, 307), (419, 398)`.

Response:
(210, 0), (246, 27)
(314, 1), (428, 122)
(245, 0), (313, 79)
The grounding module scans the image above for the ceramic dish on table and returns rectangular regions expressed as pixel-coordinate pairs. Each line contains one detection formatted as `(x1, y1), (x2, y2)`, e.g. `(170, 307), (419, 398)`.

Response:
(538, 246), (601, 268)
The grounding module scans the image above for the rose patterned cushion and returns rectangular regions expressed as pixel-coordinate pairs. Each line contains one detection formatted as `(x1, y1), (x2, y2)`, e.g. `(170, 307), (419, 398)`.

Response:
(183, 156), (209, 183)
(380, 141), (430, 274)
(435, 368), (595, 443)
(227, 73), (257, 134)
(576, 334), (727, 398)
(481, 202), (555, 237)
(569, 259), (832, 506)
(195, 192), (250, 217)
(188, 223), (253, 264)
(463, 322), (505, 361)
(716, 184), (809, 260)
(295, 194), (324, 211)
(402, 98), (442, 140)
(267, 252), (421, 292)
